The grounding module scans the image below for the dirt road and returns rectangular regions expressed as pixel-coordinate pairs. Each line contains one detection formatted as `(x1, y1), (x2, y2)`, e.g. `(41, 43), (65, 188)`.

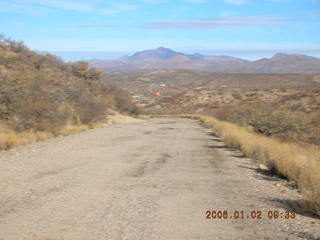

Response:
(0, 118), (319, 240)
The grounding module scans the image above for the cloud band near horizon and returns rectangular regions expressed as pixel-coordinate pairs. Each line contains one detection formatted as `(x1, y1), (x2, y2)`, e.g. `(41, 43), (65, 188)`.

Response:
(76, 15), (286, 30)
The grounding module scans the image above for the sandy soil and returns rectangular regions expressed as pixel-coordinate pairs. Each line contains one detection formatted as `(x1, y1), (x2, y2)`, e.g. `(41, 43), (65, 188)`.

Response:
(0, 118), (319, 240)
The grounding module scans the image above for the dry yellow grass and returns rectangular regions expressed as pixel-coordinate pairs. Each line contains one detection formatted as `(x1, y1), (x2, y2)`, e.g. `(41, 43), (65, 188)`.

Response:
(0, 111), (144, 152)
(154, 114), (320, 216)
(0, 113), (140, 151)
(58, 124), (90, 136)
(136, 115), (151, 120)
(0, 124), (95, 151)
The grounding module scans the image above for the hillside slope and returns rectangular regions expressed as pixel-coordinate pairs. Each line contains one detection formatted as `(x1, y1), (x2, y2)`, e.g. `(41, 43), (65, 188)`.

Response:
(0, 36), (138, 147)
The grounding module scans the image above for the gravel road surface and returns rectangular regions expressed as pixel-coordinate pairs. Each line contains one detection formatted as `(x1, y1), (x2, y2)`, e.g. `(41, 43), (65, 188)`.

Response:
(0, 118), (319, 240)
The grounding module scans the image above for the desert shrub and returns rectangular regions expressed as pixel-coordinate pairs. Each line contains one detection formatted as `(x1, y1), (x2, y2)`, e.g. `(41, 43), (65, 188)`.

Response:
(106, 85), (140, 115)
(224, 103), (320, 145)
(71, 61), (102, 81)
(231, 92), (242, 100)
(75, 95), (107, 124)
(214, 107), (233, 121)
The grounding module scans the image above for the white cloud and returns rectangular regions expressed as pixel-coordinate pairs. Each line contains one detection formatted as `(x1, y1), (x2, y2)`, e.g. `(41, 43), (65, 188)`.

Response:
(146, 16), (285, 29)
(186, 0), (248, 5)
(1, 0), (139, 16)
(222, 0), (247, 5)
(266, 0), (290, 2)
(142, 0), (167, 3)
(23, 0), (93, 12)
(0, 1), (50, 16)
(101, 4), (139, 15)
(187, 0), (208, 3)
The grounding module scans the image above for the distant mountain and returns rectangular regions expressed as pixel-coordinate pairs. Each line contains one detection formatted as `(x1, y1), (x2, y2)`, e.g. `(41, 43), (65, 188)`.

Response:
(89, 48), (320, 74)
(131, 47), (181, 60)
(206, 53), (320, 74)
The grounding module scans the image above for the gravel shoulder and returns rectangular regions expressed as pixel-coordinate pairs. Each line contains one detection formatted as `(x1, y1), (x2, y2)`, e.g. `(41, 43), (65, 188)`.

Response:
(0, 118), (319, 240)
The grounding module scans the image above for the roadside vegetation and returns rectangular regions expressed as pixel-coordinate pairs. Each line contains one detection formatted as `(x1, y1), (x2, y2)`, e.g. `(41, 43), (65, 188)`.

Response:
(216, 101), (320, 145)
(0, 35), (138, 150)
(165, 114), (320, 216)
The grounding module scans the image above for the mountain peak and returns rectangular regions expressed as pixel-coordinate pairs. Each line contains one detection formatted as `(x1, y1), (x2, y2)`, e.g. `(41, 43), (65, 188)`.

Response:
(131, 47), (180, 60)
(272, 53), (290, 59)
(156, 47), (171, 51)
(272, 52), (318, 61)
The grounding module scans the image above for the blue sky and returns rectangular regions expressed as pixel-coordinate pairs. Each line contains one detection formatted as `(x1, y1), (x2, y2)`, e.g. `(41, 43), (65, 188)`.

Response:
(0, 0), (319, 60)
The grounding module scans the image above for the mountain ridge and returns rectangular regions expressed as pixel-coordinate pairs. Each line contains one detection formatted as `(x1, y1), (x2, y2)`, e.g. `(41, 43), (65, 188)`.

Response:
(89, 47), (320, 74)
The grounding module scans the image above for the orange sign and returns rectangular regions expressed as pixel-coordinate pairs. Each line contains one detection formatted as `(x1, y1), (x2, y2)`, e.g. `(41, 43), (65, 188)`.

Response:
(156, 91), (161, 97)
